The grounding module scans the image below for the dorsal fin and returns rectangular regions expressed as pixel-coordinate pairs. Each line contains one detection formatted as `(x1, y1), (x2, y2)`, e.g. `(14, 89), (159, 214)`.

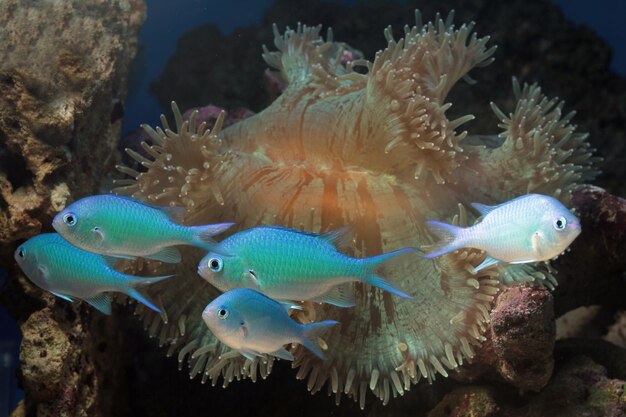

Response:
(260, 226), (353, 249)
(317, 226), (353, 249)
(471, 202), (499, 217)
(158, 205), (186, 223)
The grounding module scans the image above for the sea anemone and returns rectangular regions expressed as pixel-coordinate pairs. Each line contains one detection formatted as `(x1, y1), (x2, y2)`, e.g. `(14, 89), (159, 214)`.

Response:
(113, 10), (597, 408)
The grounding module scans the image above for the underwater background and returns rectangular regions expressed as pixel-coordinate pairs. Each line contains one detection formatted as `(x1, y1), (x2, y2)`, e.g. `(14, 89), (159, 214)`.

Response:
(1, 0), (626, 416)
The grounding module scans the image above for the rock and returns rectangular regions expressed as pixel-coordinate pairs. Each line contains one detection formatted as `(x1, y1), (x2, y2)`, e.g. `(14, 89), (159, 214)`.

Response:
(12, 300), (136, 417)
(606, 312), (626, 349)
(490, 286), (555, 390)
(19, 309), (72, 402)
(432, 354), (626, 417)
(428, 386), (500, 417)
(455, 286), (555, 392)
(9, 400), (24, 417)
(0, 0), (146, 262)
(553, 185), (626, 315)
(0, 0), (145, 416)
(556, 306), (602, 340)
(527, 355), (626, 417)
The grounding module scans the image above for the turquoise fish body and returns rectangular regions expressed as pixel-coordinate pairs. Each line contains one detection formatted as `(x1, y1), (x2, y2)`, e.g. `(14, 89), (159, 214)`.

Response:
(52, 194), (233, 263)
(198, 226), (415, 307)
(203, 288), (338, 360)
(15, 233), (172, 314)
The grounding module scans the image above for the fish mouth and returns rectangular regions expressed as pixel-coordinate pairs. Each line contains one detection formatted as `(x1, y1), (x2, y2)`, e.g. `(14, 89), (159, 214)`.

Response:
(201, 305), (217, 322)
(197, 265), (205, 277)
(51, 216), (60, 232)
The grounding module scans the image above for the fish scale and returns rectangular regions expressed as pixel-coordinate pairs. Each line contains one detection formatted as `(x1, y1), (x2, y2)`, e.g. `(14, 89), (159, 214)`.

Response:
(14, 233), (173, 314)
(424, 194), (581, 272)
(202, 288), (339, 360)
(52, 194), (233, 263)
(199, 226), (415, 306)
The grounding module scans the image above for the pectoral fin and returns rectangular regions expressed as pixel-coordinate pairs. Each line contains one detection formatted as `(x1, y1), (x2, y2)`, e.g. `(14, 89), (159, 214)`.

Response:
(50, 292), (74, 302)
(270, 347), (294, 361)
(145, 247), (181, 264)
(310, 284), (356, 308)
(472, 256), (500, 273)
(239, 348), (261, 362)
(84, 293), (112, 315)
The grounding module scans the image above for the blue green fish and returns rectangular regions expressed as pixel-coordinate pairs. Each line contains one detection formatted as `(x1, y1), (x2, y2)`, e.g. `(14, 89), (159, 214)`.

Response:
(15, 233), (173, 314)
(198, 226), (415, 307)
(52, 194), (233, 263)
(203, 288), (338, 360)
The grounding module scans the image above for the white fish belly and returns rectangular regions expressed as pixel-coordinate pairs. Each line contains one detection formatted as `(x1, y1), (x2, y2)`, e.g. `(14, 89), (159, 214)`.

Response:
(262, 280), (351, 301)
(246, 327), (295, 353)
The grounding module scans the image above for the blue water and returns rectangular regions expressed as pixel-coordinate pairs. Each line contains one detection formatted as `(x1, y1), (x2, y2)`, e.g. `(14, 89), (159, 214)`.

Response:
(553, 0), (626, 77)
(123, 0), (274, 139)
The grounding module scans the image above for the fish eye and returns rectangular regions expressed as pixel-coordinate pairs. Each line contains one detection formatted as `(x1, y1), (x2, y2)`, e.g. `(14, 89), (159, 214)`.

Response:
(554, 216), (567, 231)
(17, 247), (24, 258)
(216, 307), (229, 319)
(63, 212), (77, 226)
(208, 257), (223, 272)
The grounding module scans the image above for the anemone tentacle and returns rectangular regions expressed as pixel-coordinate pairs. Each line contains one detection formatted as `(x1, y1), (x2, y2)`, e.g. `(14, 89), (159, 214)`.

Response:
(113, 10), (596, 408)
(456, 79), (599, 205)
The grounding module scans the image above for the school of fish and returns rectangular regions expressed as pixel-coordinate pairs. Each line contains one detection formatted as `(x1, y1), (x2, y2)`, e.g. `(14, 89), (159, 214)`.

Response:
(15, 192), (581, 361)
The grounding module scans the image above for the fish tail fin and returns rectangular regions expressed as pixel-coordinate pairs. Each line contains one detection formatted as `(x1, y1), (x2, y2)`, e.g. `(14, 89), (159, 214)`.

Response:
(423, 220), (465, 258)
(364, 247), (416, 269)
(189, 223), (235, 250)
(361, 248), (416, 299)
(125, 274), (174, 313)
(299, 320), (339, 360)
(364, 273), (413, 299)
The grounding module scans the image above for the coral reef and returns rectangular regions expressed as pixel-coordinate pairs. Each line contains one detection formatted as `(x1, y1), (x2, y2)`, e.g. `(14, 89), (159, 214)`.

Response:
(16, 307), (133, 417)
(429, 354), (626, 417)
(553, 186), (626, 315)
(454, 286), (555, 391)
(116, 9), (597, 408)
(2, 0), (626, 415)
(0, 0), (145, 261)
(0, 0), (145, 415)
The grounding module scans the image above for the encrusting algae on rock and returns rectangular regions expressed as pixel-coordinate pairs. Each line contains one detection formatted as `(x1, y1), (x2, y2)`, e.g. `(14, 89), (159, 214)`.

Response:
(113, 10), (598, 408)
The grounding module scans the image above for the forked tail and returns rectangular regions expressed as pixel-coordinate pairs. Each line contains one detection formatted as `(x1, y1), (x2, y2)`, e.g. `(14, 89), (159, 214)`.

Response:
(189, 223), (234, 251)
(299, 320), (339, 360)
(423, 220), (466, 258)
(362, 248), (416, 299)
(125, 274), (174, 313)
